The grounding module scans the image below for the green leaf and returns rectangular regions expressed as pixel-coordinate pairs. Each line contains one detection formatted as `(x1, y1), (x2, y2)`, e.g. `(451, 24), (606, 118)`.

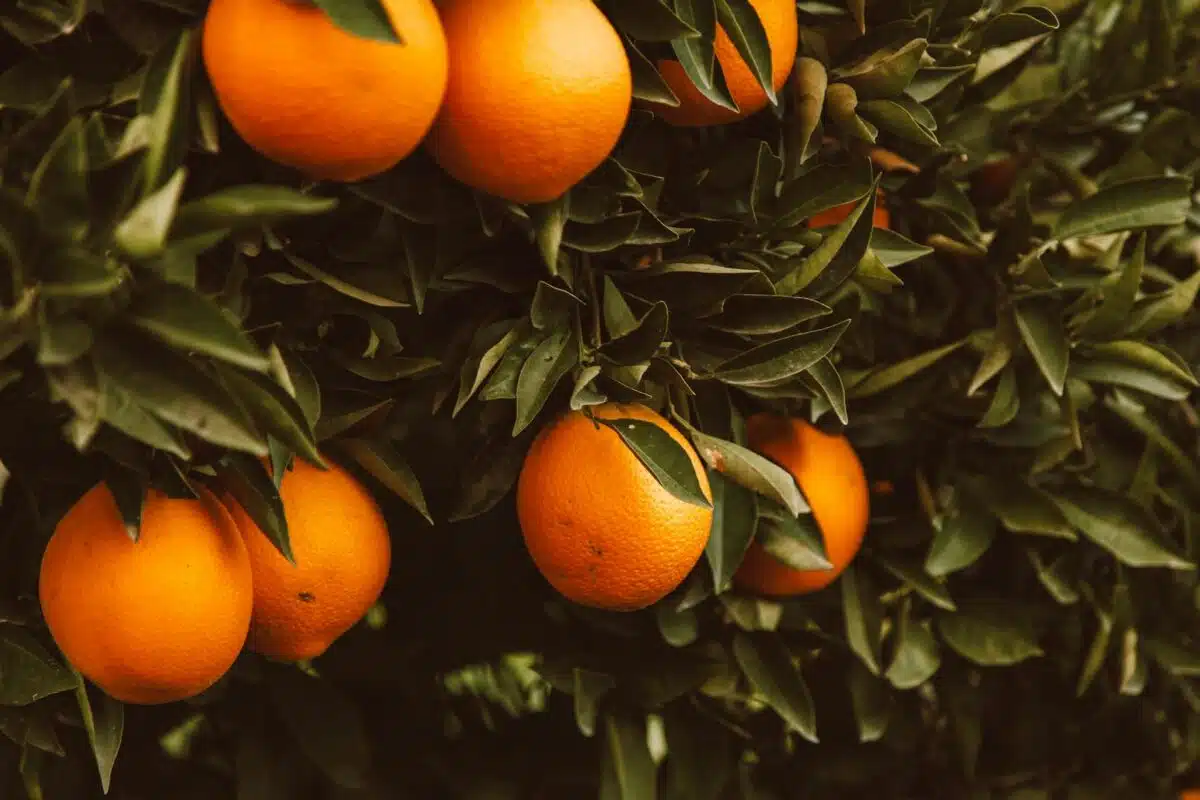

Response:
(756, 504), (830, 571)
(530, 194), (570, 274)
(833, 39), (928, 100)
(0, 627), (79, 705)
(846, 340), (964, 399)
(512, 326), (578, 436)
(876, 554), (956, 611)
(715, 0), (776, 104)
(597, 417), (711, 509)
(127, 281), (271, 373)
(937, 604), (1043, 667)
(776, 186), (878, 297)
(218, 452), (293, 564)
(336, 438), (431, 524)
(706, 294), (831, 336)
(847, 663), (890, 743)
(92, 330), (267, 456)
(269, 667), (370, 789)
(710, 320), (851, 387)
(805, 357), (849, 425)
(215, 366), (323, 468)
(656, 604), (699, 647)
(1048, 486), (1192, 569)
(687, 429), (806, 516)
(604, 0), (698, 41)
(599, 710), (657, 800)
(1124, 268), (1200, 336)
(112, 167), (186, 260)
(26, 116), (89, 237)
(309, 0), (400, 43)
(977, 366), (1019, 428)
(454, 320), (521, 415)
(139, 30), (195, 196)
(75, 678), (123, 795)
(705, 472), (758, 593)
(661, 706), (736, 800)
(1076, 599), (1113, 697)
(969, 477), (1076, 540)
(170, 186), (338, 241)
(1074, 233), (1145, 340)
(1052, 176), (1193, 240)
(669, 0), (737, 112)
(572, 668), (615, 737)
(1014, 296), (1069, 396)
(599, 302), (669, 366)
(885, 602), (942, 690)
(842, 565), (884, 675)
(925, 490), (996, 578)
(732, 633), (817, 742)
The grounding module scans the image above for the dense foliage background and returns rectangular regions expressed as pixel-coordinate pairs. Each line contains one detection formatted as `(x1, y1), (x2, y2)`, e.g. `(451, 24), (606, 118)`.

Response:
(2, 0), (1200, 797)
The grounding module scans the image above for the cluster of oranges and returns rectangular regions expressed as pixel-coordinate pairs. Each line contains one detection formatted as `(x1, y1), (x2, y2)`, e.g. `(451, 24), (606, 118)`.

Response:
(516, 403), (871, 611)
(38, 458), (390, 704)
(200, 0), (801, 203)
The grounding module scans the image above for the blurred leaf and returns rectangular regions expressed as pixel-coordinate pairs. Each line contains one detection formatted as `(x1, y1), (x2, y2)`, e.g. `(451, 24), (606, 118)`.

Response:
(1049, 486), (1192, 569)
(599, 710), (657, 800)
(886, 603), (942, 690)
(572, 668), (615, 738)
(938, 604), (1043, 666)
(1074, 233), (1145, 340)
(732, 632), (817, 742)
(1052, 176), (1192, 240)
(847, 663), (890, 743)
(269, 667), (370, 789)
(842, 565), (884, 675)
(112, 167), (185, 259)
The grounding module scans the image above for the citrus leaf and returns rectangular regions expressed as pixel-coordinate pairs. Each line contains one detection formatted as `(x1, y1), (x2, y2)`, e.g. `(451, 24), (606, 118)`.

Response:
(885, 603), (942, 690)
(710, 320), (850, 387)
(756, 503), (829, 570)
(1052, 176), (1192, 240)
(336, 438), (431, 524)
(687, 428), (805, 516)
(218, 452), (293, 565)
(1014, 296), (1069, 396)
(74, 678), (123, 795)
(512, 326), (578, 436)
(0, 627), (79, 706)
(842, 565), (884, 675)
(732, 632), (817, 742)
(1048, 485), (1193, 569)
(715, 0), (776, 105)
(704, 472), (758, 592)
(214, 366), (323, 468)
(309, 0), (399, 43)
(937, 604), (1043, 667)
(170, 185), (338, 241)
(112, 166), (185, 260)
(572, 668), (616, 738)
(127, 281), (271, 373)
(599, 709), (657, 800)
(846, 340), (964, 399)
(598, 417), (711, 509)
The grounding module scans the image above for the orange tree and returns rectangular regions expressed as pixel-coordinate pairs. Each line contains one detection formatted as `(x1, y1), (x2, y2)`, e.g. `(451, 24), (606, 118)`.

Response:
(1, 0), (1200, 797)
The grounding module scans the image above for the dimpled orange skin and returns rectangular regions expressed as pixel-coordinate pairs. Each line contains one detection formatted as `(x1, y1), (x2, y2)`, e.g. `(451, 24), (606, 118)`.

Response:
(807, 191), (892, 230)
(38, 486), (253, 705)
(427, 0), (633, 204)
(517, 403), (713, 611)
(655, 0), (799, 127)
(733, 415), (870, 597)
(202, 0), (448, 182)
(225, 458), (391, 662)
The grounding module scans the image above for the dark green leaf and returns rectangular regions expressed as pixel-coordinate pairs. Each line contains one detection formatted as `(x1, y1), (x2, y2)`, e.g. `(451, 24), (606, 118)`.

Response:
(219, 452), (293, 564)
(1048, 486), (1192, 569)
(732, 633), (817, 742)
(705, 472), (758, 592)
(512, 326), (579, 435)
(0, 627), (78, 705)
(598, 417), (711, 509)
(337, 438), (431, 524)
(75, 679), (123, 795)
(1014, 296), (1069, 396)
(1052, 176), (1192, 240)
(269, 667), (370, 789)
(710, 320), (850, 386)
(842, 565), (884, 675)
(309, 0), (400, 43)
(937, 604), (1043, 667)
(127, 282), (271, 373)
(688, 429), (805, 516)
(599, 710), (657, 800)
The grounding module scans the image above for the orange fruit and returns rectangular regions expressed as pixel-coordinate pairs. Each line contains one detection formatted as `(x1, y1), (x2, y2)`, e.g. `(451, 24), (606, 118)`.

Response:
(225, 457), (391, 662)
(807, 190), (891, 230)
(733, 415), (869, 597)
(516, 403), (713, 611)
(39, 485), (253, 704)
(655, 0), (799, 127)
(202, 0), (448, 182)
(427, 0), (632, 204)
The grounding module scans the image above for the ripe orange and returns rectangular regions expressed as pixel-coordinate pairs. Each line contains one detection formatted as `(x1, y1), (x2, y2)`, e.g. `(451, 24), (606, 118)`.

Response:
(39, 485), (253, 704)
(427, 0), (632, 204)
(202, 0), (448, 182)
(733, 415), (870, 597)
(807, 190), (891, 230)
(516, 403), (713, 611)
(224, 458), (391, 662)
(655, 0), (799, 127)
